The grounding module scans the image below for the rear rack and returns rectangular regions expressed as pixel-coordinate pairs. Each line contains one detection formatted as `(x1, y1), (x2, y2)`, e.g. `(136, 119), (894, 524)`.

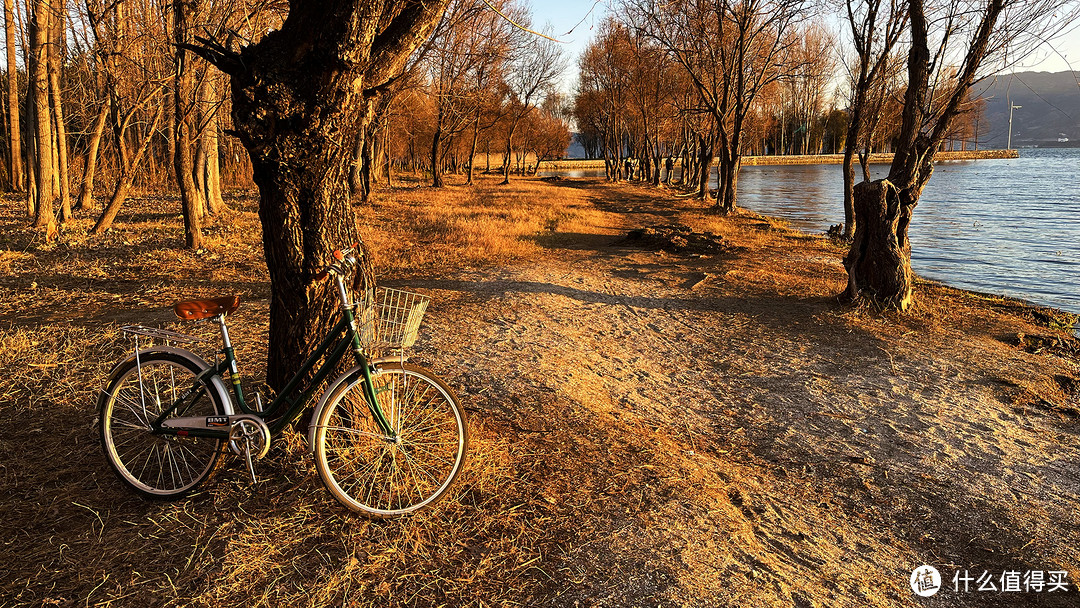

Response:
(121, 325), (205, 345)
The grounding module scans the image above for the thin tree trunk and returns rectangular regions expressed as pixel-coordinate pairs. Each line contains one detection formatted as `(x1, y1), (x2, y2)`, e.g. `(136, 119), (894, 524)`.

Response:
(173, 0), (201, 249)
(49, 8), (71, 222)
(204, 112), (225, 213)
(501, 120), (517, 185)
(4, 0), (22, 191)
(841, 145), (857, 240)
(75, 101), (109, 211)
(696, 133), (710, 200)
(430, 111), (444, 187)
(193, 132), (207, 217)
(465, 110), (479, 185)
(91, 108), (162, 234)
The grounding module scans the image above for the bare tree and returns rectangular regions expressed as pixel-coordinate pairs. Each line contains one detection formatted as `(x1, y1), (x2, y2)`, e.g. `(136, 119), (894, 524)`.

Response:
(839, 0), (906, 240)
(844, 0), (1080, 309)
(627, 0), (810, 212)
(499, 24), (562, 185)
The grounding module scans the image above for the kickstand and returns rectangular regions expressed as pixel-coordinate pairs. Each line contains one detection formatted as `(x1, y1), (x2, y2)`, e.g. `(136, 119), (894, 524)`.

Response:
(243, 439), (258, 485)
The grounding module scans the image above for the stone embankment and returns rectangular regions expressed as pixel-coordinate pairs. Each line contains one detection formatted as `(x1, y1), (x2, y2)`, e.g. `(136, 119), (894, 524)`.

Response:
(540, 149), (1018, 170)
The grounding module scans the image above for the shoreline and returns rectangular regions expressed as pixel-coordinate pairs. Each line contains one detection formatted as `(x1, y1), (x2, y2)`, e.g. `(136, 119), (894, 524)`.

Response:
(540, 149), (1019, 170)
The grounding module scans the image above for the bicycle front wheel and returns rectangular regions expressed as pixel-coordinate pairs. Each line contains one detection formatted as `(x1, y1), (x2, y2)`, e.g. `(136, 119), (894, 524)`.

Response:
(99, 352), (224, 498)
(313, 362), (468, 517)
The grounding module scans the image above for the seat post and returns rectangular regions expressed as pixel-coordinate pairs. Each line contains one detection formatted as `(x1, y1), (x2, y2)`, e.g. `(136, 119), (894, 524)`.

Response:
(217, 314), (234, 350)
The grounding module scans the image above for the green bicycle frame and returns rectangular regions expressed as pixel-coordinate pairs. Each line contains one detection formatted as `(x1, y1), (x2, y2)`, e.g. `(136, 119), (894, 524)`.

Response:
(150, 306), (395, 440)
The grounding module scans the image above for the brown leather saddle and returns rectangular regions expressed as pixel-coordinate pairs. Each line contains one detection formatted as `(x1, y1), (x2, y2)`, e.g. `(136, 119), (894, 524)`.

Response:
(173, 295), (241, 321)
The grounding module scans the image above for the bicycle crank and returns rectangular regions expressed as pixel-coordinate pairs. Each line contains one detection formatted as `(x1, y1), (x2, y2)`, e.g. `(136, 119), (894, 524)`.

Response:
(228, 418), (271, 484)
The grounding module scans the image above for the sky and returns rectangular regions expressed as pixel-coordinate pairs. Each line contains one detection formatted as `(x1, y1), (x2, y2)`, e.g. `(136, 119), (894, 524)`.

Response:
(530, 1), (1080, 95)
(529, 0), (612, 92)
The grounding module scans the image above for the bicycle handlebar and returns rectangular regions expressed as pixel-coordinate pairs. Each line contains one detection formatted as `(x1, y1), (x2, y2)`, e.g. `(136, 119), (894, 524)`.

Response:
(315, 244), (363, 281)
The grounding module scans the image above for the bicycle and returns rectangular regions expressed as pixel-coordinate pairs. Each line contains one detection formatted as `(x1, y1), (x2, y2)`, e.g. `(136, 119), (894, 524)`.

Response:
(96, 246), (468, 517)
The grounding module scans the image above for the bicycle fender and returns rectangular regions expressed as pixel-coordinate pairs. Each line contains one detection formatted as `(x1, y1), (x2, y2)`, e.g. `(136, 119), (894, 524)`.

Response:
(306, 364), (367, 451)
(101, 346), (235, 416)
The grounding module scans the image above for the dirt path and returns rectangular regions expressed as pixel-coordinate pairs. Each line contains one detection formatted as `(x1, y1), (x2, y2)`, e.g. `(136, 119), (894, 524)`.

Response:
(400, 182), (1080, 607)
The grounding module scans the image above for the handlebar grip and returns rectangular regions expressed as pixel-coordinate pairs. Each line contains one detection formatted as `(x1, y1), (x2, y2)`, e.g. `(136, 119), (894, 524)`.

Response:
(315, 269), (330, 281)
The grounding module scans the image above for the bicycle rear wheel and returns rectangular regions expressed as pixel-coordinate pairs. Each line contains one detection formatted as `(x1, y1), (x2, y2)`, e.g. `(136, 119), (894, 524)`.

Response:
(313, 362), (468, 517)
(98, 352), (224, 498)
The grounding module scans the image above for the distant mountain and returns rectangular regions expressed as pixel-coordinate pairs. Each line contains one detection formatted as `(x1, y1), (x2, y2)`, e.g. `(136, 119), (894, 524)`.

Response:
(972, 71), (1080, 147)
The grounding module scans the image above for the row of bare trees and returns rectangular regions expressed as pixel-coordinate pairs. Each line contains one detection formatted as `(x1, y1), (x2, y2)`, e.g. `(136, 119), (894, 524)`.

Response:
(573, 0), (1076, 310)
(382, 0), (568, 191)
(0, 0), (283, 246)
(1, 0), (571, 248)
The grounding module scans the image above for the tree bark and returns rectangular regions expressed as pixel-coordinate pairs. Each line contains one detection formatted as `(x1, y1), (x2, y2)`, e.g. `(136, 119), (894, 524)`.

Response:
(4, 0), (22, 192)
(843, 179), (915, 309)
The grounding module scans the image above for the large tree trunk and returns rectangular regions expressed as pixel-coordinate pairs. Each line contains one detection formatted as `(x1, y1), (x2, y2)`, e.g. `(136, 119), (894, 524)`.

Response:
(196, 0), (449, 390)
(4, 0), (22, 192)
(843, 179), (916, 309)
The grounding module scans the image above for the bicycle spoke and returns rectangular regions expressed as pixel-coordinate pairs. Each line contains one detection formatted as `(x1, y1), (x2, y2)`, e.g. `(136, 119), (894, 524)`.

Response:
(317, 425), (392, 441)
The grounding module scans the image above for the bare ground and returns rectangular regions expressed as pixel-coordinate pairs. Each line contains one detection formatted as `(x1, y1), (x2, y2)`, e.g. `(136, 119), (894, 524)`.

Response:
(1, 178), (1078, 607)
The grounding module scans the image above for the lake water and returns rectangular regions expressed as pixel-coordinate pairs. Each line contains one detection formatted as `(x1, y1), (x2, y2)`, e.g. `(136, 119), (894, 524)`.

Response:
(545, 149), (1080, 315)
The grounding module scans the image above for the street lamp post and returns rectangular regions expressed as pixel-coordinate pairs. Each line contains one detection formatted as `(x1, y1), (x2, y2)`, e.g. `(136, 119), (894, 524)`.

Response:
(1008, 104), (1022, 149)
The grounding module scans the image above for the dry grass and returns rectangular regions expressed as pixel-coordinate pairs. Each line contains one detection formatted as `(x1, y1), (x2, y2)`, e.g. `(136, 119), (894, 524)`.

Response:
(0, 174), (626, 607)
(362, 174), (612, 276)
(1, 174), (1078, 607)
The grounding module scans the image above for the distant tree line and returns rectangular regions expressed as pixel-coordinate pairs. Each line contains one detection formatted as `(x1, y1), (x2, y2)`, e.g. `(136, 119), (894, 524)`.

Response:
(573, 4), (992, 209)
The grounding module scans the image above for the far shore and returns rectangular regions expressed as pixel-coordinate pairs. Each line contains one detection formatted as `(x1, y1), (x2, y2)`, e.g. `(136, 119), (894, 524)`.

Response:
(540, 148), (1019, 170)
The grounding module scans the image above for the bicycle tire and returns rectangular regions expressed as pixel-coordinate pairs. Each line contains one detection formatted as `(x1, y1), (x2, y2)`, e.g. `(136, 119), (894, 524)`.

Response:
(312, 361), (468, 517)
(98, 352), (225, 498)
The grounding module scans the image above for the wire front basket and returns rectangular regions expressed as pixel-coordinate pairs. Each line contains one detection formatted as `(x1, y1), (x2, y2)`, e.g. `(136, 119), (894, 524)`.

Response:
(356, 287), (430, 356)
